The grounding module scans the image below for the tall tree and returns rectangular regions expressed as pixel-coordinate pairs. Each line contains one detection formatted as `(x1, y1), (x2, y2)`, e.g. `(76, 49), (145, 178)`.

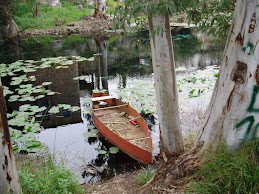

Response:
(95, 0), (106, 18)
(148, 13), (183, 155)
(0, 79), (22, 194)
(195, 0), (259, 148)
(114, 0), (184, 156)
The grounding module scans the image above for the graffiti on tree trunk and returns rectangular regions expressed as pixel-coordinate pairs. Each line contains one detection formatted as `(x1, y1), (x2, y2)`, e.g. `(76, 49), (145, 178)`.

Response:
(235, 85), (259, 143)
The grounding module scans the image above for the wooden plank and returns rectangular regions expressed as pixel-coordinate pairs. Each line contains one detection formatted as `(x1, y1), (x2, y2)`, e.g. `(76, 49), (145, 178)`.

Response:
(93, 104), (128, 111)
(127, 137), (151, 141)
(92, 96), (115, 102)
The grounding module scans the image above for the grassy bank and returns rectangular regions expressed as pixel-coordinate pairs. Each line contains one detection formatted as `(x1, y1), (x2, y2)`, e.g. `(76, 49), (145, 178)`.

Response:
(13, 0), (121, 31)
(14, 1), (91, 30)
(17, 155), (86, 193)
(190, 139), (259, 193)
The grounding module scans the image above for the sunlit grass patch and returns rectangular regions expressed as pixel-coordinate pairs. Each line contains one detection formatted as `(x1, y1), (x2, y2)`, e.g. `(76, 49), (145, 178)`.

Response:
(14, 1), (91, 30)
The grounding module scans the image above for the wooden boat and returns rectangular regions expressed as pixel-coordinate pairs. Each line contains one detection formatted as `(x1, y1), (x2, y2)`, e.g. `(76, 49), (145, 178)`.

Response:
(92, 93), (152, 164)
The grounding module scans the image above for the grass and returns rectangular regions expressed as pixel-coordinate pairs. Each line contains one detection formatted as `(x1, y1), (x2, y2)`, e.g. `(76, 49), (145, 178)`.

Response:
(14, 1), (91, 30)
(189, 139), (259, 193)
(135, 166), (155, 186)
(17, 155), (86, 193)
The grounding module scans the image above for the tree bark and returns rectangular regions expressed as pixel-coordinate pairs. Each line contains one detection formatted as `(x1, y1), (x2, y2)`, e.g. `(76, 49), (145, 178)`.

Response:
(0, 3), (19, 43)
(148, 13), (184, 156)
(195, 0), (259, 149)
(0, 79), (22, 194)
(94, 0), (106, 18)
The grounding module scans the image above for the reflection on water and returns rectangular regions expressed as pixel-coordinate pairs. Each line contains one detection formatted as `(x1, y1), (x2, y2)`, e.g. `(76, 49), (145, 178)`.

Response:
(1, 28), (224, 183)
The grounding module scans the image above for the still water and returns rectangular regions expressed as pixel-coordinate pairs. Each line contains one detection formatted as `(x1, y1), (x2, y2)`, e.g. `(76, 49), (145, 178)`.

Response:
(1, 28), (224, 183)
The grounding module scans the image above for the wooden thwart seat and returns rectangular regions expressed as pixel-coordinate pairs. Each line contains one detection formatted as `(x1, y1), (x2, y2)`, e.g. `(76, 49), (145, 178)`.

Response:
(92, 96), (115, 102)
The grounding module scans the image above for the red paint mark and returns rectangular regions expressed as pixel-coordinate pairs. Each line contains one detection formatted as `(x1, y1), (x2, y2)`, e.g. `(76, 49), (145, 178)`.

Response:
(235, 33), (244, 46)
(6, 172), (12, 183)
(249, 13), (256, 33)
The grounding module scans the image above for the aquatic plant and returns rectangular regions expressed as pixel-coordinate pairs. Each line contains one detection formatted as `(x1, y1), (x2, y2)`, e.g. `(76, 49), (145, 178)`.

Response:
(1, 56), (92, 153)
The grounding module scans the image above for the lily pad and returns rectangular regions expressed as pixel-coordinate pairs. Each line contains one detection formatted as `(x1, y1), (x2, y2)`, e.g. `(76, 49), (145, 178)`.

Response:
(82, 132), (97, 138)
(99, 150), (107, 155)
(109, 147), (119, 154)
(48, 106), (60, 114)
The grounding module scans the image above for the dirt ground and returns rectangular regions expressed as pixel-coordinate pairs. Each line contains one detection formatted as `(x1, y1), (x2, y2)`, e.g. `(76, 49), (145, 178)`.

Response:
(80, 142), (198, 194)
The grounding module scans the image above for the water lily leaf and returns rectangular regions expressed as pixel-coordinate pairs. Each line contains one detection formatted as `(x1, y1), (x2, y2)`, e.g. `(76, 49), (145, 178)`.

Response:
(87, 125), (96, 129)
(24, 68), (36, 73)
(99, 150), (107, 155)
(82, 97), (91, 104)
(34, 107), (47, 113)
(82, 132), (97, 138)
(109, 147), (119, 154)
(48, 106), (60, 114)
(24, 140), (41, 148)
(35, 95), (45, 99)
(58, 104), (71, 109)
(83, 110), (91, 114)
(19, 104), (31, 111)
(28, 76), (36, 81)
(87, 57), (95, 61)
(28, 145), (48, 153)
(90, 129), (99, 133)
(32, 88), (45, 93)
(8, 118), (28, 127)
(70, 106), (80, 112)
(10, 80), (22, 85)
(47, 92), (56, 96)
(55, 66), (63, 69)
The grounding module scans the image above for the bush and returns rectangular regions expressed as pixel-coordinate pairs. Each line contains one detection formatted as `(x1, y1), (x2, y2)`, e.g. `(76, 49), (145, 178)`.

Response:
(190, 139), (259, 193)
(18, 155), (86, 193)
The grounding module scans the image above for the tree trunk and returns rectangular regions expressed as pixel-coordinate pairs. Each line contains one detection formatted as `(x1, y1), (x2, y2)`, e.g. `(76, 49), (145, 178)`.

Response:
(94, 0), (106, 18)
(96, 38), (108, 90)
(148, 13), (184, 156)
(0, 4), (19, 43)
(0, 79), (22, 194)
(195, 0), (259, 149)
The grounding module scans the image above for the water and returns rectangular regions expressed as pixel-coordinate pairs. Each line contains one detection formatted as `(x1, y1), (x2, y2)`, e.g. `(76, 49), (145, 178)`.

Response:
(0, 27), (224, 183)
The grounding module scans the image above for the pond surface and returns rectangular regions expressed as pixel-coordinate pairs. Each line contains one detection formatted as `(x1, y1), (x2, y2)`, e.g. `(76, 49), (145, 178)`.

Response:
(0, 27), (223, 183)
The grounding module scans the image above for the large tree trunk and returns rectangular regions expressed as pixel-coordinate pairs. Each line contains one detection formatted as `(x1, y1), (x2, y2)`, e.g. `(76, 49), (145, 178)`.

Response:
(0, 79), (22, 194)
(94, 0), (106, 18)
(0, 4), (19, 43)
(148, 14), (184, 156)
(196, 0), (259, 149)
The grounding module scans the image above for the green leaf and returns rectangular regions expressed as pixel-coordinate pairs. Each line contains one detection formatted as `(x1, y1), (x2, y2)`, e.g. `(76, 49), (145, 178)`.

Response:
(109, 147), (119, 154)
(42, 82), (52, 86)
(48, 106), (60, 114)
(70, 106), (80, 112)
(82, 132), (97, 138)
(99, 150), (107, 155)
